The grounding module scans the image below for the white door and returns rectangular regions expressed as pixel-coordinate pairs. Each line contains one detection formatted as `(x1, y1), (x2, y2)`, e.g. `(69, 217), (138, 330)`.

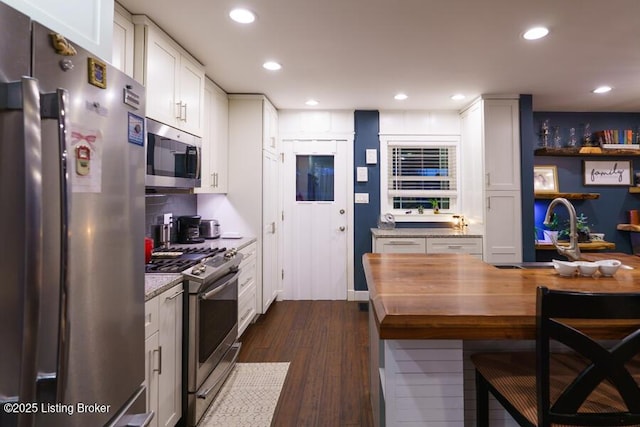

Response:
(283, 140), (348, 300)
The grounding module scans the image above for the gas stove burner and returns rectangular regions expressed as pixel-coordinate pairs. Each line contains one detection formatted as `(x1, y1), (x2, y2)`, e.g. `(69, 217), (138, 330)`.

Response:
(145, 247), (226, 273)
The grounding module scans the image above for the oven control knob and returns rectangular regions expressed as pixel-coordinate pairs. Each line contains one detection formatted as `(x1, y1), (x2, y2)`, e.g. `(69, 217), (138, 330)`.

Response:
(191, 264), (206, 275)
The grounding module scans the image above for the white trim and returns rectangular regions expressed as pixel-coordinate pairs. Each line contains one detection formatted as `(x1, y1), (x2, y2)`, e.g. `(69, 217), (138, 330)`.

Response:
(349, 290), (370, 302)
(380, 134), (461, 221)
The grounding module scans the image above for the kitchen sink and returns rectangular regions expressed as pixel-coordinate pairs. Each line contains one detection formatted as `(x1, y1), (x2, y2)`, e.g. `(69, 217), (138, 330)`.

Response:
(493, 262), (555, 270)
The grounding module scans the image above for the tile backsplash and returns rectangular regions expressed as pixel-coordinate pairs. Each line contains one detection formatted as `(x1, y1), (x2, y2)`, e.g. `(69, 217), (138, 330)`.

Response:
(145, 193), (197, 241)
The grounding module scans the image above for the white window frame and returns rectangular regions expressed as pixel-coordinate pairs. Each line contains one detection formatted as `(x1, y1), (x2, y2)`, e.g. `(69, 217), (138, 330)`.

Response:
(380, 135), (461, 222)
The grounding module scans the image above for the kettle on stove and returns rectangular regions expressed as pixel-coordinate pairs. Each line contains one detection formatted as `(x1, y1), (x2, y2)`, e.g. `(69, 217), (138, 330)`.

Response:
(177, 215), (205, 244)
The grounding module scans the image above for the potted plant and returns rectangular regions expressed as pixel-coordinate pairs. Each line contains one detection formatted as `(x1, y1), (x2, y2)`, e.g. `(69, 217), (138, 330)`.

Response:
(417, 205), (424, 214)
(558, 212), (591, 243)
(430, 199), (439, 214)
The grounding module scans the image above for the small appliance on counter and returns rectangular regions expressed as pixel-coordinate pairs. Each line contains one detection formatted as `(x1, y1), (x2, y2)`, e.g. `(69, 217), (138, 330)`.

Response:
(199, 219), (221, 239)
(151, 223), (172, 248)
(177, 215), (205, 243)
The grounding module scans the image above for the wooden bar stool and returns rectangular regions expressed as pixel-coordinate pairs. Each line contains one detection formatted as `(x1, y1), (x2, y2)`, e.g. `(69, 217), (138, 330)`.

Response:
(471, 286), (640, 426)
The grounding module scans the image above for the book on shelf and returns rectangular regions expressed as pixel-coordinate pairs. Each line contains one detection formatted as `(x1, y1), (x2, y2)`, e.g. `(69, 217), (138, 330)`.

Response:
(596, 129), (638, 148)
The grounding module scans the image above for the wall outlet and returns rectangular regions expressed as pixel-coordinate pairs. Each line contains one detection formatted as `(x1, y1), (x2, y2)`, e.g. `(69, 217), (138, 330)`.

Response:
(164, 213), (173, 225)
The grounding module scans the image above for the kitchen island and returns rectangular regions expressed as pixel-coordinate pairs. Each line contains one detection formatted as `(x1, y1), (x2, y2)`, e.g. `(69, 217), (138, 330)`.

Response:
(363, 252), (640, 427)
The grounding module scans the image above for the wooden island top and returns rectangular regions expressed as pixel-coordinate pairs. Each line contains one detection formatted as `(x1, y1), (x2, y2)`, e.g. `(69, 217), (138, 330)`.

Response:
(363, 252), (640, 340)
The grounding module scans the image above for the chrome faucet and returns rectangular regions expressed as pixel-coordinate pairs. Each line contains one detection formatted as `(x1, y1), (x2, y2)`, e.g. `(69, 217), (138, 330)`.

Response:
(544, 197), (581, 261)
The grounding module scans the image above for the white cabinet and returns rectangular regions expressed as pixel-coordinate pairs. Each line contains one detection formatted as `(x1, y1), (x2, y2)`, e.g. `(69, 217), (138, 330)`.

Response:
(426, 237), (483, 258)
(112, 4), (134, 77)
(228, 95), (280, 315)
(132, 16), (205, 136)
(484, 100), (521, 192)
(263, 101), (278, 153)
(374, 237), (426, 254)
(238, 242), (257, 336)
(4, 0), (113, 61)
(460, 97), (522, 264)
(144, 283), (183, 427)
(372, 234), (483, 259)
(196, 78), (229, 193)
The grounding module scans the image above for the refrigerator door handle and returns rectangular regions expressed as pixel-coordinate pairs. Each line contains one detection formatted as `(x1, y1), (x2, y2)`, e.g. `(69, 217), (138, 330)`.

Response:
(0, 77), (44, 425)
(40, 88), (71, 402)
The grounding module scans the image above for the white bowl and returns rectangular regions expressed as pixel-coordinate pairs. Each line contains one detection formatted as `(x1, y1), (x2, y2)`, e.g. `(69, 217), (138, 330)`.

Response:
(595, 259), (622, 277)
(552, 259), (578, 277)
(575, 261), (599, 277)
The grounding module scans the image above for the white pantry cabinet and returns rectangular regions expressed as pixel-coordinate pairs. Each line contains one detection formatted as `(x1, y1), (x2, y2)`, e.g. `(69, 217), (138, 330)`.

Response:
(196, 78), (229, 193)
(132, 15), (205, 136)
(237, 242), (257, 336)
(112, 3), (134, 77)
(460, 97), (522, 264)
(144, 283), (183, 427)
(227, 94), (281, 315)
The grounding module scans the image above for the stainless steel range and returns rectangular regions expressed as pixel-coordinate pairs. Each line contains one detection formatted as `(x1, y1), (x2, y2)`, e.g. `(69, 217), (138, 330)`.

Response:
(145, 247), (224, 273)
(181, 249), (243, 426)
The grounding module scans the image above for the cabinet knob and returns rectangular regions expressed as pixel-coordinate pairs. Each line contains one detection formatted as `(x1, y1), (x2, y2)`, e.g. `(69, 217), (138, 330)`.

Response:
(339, 209), (345, 214)
(339, 226), (346, 231)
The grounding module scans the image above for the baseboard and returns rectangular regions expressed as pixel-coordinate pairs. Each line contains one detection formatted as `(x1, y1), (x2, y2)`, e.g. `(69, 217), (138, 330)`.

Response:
(348, 290), (369, 302)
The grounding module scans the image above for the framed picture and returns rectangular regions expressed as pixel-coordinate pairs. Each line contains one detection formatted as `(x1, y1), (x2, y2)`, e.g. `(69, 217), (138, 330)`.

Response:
(534, 165), (558, 193)
(583, 160), (632, 186)
(88, 57), (107, 89)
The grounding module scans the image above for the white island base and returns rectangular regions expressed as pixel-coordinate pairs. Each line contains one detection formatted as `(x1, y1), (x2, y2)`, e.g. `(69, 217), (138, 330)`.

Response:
(370, 307), (527, 427)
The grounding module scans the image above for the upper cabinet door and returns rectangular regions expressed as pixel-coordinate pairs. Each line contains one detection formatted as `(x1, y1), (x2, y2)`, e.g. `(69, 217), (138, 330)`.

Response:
(145, 28), (181, 128)
(112, 5), (134, 77)
(4, 0), (113, 61)
(133, 15), (205, 136)
(179, 55), (205, 136)
(483, 99), (520, 191)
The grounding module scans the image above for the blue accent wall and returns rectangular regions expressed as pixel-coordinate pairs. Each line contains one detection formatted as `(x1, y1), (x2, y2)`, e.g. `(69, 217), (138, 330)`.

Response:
(520, 95), (536, 261)
(531, 112), (640, 257)
(354, 111), (380, 291)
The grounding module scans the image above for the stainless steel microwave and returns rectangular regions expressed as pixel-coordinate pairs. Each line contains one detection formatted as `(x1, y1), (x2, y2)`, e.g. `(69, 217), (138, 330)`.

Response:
(145, 118), (201, 188)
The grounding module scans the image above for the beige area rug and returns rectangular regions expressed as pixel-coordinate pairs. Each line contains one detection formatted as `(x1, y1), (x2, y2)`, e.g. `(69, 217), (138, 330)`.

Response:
(199, 362), (290, 427)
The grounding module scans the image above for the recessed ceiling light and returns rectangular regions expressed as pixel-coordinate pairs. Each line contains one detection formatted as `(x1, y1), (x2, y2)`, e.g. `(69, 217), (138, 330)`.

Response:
(394, 93), (408, 101)
(229, 8), (256, 24)
(262, 61), (282, 71)
(305, 99), (319, 106)
(451, 94), (466, 101)
(523, 26), (549, 40)
(592, 86), (612, 94)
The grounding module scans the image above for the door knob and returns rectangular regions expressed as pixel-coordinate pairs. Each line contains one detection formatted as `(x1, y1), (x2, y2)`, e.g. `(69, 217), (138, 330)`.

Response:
(339, 226), (345, 231)
(339, 209), (345, 214)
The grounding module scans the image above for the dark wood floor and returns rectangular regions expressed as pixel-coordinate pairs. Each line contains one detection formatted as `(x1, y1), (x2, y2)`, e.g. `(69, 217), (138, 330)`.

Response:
(238, 300), (373, 427)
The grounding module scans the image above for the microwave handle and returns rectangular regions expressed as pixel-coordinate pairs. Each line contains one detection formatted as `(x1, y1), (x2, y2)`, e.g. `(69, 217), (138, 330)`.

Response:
(195, 146), (201, 180)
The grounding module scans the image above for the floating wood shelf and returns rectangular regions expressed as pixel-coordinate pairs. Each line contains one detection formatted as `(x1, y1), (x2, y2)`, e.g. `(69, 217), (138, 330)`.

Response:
(629, 187), (640, 193)
(534, 192), (600, 200)
(535, 147), (640, 156)
(617, 224), (640, 232)
(535, 241), (616, 251)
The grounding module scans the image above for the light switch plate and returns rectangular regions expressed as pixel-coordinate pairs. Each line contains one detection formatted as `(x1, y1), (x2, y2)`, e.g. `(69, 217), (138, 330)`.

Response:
(365, 149), (377, 164)
(356, 167), (368, 182)
(355, 193), (369, 204)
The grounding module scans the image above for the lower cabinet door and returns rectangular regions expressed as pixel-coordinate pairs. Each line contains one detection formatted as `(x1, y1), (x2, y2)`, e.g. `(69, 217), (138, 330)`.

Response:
(157, 285), (183, 427)
(145, 331), (160, 427)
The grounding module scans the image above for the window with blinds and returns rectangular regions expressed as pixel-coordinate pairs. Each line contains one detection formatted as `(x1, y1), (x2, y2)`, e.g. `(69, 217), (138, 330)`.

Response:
(381, 137), (460, 219)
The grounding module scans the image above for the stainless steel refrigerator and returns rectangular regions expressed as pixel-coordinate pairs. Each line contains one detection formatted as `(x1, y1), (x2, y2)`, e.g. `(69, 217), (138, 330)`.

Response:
(0, 3), (150, 426)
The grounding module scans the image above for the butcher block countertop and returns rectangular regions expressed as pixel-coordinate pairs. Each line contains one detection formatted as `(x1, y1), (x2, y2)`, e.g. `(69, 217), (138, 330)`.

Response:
(363, 252), (640, 341)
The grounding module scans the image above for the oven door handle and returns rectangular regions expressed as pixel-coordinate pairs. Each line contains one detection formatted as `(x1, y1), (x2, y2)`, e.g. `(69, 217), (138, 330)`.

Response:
(199, 271), (240, 300)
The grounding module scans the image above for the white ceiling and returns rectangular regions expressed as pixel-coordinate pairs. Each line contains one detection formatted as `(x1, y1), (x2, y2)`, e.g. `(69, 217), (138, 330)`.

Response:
(117, 0), (640, 112)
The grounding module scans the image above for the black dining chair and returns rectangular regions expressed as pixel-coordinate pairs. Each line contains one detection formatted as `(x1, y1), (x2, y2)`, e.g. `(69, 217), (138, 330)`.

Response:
(471, 286), (640, 426)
